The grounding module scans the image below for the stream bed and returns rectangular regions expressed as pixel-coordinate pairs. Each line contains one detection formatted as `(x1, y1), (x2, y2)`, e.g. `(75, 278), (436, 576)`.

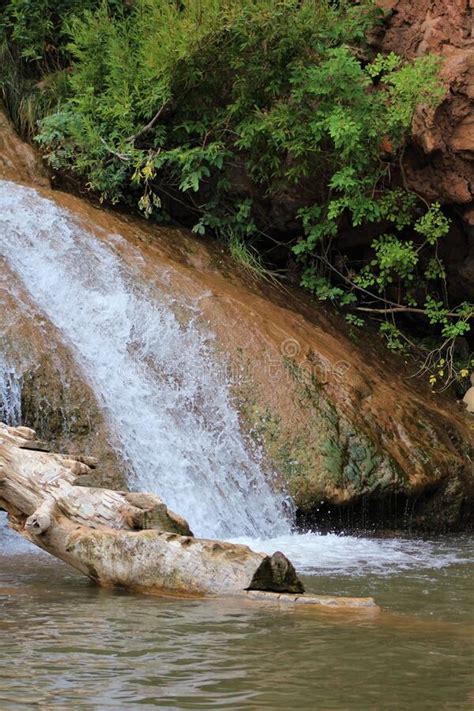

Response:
(1, 519), (473, 710)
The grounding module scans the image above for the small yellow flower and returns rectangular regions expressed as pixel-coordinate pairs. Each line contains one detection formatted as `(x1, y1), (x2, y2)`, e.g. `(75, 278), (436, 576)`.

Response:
(459, 369), (469, 379)
(429, 375), (437, 385)
(141, 163), (155, 180)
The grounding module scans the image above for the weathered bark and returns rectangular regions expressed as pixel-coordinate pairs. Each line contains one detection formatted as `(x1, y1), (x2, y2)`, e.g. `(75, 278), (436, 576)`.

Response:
(0, 423), (303, 595)
(0, 423), (377, 608)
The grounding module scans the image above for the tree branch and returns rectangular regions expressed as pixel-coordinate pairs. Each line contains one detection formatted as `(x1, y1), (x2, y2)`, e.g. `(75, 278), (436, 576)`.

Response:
(100, 138), (132, 162)
(355, 305), (473, 319)
(126, 103), (167, 144)
(314, 255), (473, 321)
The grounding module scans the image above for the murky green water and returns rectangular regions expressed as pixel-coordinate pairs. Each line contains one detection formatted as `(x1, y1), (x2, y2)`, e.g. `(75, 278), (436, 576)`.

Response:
(1, 525), (473, 710)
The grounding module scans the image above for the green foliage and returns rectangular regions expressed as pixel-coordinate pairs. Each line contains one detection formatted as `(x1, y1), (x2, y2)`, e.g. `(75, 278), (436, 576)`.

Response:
(379, 322), (404, 352)
(355, 235), (418, 290)
(1, 0), (472, 384)
(28, 0), (387, 214)
(0, 1), (125, 136)
(353, 205), (449, 299)
(414, 201), (451, 244)
(345, 314), (364, 328)
(0, 0), (122, 61)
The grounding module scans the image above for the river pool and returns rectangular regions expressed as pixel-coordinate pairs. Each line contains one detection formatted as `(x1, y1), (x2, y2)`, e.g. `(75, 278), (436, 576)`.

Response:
(1, 519), (473, 710)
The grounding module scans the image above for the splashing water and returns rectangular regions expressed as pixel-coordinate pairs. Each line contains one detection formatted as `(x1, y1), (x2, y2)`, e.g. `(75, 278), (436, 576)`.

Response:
(0, 359), (21, 426)
(0, 180), (290, 539)
(230, 532), (474, 576)
(1, 179), (471, 579)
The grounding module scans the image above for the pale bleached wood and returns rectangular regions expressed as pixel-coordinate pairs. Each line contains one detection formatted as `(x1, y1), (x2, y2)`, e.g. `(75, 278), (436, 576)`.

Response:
(0, 422), (303, 596)
(0, 422), (378, 608)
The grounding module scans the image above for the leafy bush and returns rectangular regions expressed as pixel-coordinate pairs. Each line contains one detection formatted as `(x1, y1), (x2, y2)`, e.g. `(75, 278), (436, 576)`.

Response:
(1, 0), (472, 385)
(0, 0), (124, 135)
(0, 0), (123, 61)
(35, 1), (387, 205)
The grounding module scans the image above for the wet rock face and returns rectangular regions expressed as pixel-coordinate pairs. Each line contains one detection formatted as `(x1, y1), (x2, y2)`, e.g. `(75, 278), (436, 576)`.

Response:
(18, 361), (126, 491)
(0, 109), (49, 187)
(0, 277), (126, 491)
(0, 105), (472, 534)
(235, 344), (473, 533)
(3, 182), (470, 532)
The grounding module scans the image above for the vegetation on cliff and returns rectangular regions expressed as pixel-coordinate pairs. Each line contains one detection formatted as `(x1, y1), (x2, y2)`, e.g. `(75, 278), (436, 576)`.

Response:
(1, 0), (472, 388)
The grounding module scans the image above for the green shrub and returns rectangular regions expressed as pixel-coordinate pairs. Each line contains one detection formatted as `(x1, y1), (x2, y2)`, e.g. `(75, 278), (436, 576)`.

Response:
(1, 0), (472, 385)
(34, 1), (385, 205)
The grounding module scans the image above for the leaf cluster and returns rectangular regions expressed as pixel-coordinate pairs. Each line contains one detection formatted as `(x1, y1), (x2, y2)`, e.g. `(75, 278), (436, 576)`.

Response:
(1, 0), (471, 384)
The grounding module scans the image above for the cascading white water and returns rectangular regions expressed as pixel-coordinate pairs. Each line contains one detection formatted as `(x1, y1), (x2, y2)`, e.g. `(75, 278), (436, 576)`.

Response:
(2, 179), (471, 577)
(0, 179), (291, 539)
(0, 360), (21, 426)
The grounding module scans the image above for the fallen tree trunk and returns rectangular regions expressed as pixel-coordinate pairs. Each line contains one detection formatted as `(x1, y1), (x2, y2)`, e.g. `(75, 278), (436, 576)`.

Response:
(0, 422), (303, 595)
(0, 423), (377, 609)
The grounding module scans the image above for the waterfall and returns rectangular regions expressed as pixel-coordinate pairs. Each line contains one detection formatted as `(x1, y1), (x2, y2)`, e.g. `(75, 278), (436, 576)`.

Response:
(0, 179), (291, 539)
(0, 360), (21, 426)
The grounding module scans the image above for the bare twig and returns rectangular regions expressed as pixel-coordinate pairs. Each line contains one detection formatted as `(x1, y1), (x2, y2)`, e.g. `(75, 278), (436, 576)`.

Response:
(126, 104), (167, 144)
(100, 138), (132, 162)
(355, 305), (473, 319)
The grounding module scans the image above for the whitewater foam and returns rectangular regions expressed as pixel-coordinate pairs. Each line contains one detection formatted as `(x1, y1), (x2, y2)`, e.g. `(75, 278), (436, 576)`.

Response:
(230, 532), (474, 576)
(0, 360), (21, 426)
(0, 180), (290, 539)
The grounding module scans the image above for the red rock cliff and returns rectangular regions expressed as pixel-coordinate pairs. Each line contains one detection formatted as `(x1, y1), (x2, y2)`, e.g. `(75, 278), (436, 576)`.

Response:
(378, 1), (473, 295)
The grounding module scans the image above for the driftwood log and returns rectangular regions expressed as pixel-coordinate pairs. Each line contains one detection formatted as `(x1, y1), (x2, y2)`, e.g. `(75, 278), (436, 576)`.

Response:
(0, 423), (377, 609)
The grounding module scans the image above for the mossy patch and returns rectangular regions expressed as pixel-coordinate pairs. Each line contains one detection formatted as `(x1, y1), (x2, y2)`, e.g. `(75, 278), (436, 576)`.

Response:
(19, 360), (126, 490)
(233, 352), (407, 512)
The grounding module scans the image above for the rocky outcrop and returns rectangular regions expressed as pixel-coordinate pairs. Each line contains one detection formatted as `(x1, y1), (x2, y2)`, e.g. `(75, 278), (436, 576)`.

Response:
(0, 106), (472, 533)
(379, 1), (473, 206)
(409, 48), (473, 207)
(35, 184), (471, 534)
(378, 1), (474, 300)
